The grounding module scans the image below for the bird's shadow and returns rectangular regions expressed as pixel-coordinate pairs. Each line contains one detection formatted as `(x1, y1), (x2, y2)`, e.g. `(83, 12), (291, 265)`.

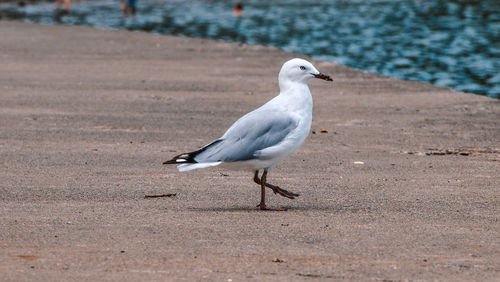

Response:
(187, 204), (354, 213)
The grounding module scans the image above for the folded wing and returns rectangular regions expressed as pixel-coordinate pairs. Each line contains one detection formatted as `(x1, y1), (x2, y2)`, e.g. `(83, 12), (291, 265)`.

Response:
(194, 110), (298, 163)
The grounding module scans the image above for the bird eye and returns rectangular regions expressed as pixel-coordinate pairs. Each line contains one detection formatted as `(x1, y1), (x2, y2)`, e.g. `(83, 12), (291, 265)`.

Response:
(299, 66), (306, 70)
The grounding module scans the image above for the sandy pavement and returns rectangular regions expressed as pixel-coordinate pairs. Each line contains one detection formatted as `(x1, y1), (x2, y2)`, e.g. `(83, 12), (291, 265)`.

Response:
(0, 21), (499, 281)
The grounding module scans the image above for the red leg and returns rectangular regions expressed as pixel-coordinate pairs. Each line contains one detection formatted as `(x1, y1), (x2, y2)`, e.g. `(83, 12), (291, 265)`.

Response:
(253, 170), (300, 199)
(257, 170), (267, 210)
(254, 169), (293, 211)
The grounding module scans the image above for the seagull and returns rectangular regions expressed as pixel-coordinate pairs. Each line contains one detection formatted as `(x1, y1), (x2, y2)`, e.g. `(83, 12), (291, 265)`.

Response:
(163, 58), (332, 210)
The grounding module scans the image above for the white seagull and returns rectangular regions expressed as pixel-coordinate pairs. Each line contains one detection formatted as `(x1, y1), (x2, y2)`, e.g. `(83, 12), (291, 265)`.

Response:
(164, 58), (332, 210)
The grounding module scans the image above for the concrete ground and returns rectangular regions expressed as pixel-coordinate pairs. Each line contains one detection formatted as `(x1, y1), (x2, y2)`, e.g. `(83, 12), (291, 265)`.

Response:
(0, 21), (499, 281)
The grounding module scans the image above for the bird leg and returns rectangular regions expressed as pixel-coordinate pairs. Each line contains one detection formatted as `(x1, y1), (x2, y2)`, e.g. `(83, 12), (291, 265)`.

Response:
(254, 169), (290, 211)
(257, 170), (267, 210)
(253, 170), (300, 200)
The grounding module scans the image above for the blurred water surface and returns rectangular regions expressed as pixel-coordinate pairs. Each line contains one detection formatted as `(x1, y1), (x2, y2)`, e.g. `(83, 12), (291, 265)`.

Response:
(1, 0), (499, 98)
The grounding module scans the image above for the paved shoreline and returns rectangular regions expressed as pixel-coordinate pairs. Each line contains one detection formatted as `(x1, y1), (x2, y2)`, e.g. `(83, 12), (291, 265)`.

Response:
(0, 21), (499, 280)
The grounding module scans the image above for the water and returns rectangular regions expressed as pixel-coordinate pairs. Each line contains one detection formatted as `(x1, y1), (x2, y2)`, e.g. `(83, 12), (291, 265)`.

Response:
(1, 0), (499, 98)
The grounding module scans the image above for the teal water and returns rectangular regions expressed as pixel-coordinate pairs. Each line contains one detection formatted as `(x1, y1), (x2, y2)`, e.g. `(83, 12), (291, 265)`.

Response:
(1, 0), (499, 98)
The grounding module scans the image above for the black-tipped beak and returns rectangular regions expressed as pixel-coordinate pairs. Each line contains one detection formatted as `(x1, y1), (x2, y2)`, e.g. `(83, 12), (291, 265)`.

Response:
(313, 72), (333, 81)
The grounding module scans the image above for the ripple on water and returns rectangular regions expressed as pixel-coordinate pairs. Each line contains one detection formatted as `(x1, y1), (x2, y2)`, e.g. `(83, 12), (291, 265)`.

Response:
(0, 0), (499, 98)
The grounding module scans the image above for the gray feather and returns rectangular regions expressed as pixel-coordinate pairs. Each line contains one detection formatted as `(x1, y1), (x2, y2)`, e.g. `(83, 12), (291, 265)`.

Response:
(194, 110), (298, 163)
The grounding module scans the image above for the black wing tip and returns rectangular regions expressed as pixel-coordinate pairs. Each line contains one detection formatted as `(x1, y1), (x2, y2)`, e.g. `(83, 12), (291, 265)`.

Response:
(163, 139), (223, 165)
(162, 152), (197, 165)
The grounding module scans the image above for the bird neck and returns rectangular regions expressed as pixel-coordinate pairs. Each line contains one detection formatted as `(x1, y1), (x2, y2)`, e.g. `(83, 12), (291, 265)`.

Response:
(277, 81), (313, 112)
(279, 80), (310, 94)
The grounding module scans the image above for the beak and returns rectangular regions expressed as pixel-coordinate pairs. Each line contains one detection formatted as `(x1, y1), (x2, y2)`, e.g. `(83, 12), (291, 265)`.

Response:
(312, 72), (333, 81)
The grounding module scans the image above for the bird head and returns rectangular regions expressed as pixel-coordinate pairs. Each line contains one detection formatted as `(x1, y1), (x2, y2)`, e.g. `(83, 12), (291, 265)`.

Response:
(278, 58), (333, 85)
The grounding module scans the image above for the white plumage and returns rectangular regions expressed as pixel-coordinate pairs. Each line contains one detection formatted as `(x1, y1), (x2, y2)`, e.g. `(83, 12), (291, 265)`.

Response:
(164, 58), (332, 210)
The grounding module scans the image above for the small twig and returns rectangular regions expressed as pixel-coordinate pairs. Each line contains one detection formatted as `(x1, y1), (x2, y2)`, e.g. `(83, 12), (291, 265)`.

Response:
(144, 193), (176, 199)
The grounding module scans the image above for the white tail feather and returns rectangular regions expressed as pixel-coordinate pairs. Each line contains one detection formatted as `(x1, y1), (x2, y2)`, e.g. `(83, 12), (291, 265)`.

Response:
(177, 162), (222, 172)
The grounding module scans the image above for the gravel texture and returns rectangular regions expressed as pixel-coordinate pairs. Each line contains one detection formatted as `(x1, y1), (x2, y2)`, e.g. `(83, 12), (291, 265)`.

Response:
(0, 21), (499, 281)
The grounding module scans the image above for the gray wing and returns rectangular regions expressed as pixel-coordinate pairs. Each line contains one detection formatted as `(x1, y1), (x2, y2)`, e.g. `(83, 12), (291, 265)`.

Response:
(193, 109), (298, 163)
